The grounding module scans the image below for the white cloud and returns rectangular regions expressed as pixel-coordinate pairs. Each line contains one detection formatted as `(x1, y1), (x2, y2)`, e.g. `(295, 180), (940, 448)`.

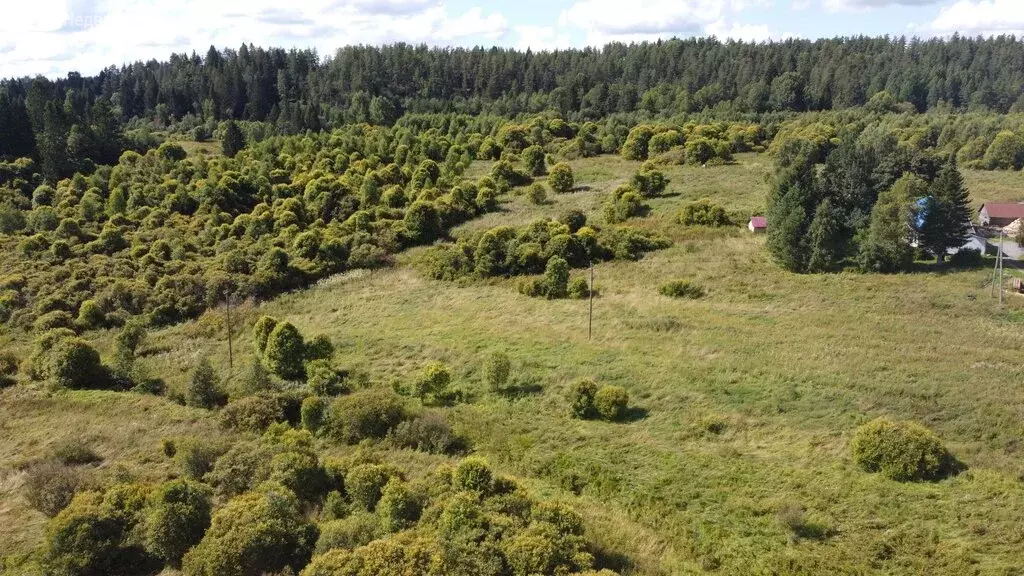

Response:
(0, 0), (509, 77)
(930, 0), (1024, 36)
(514, 25), (572, 52)
(706, 19), (774, 42)
(558, 0), (726, 45)
(823, 0), (941, 12)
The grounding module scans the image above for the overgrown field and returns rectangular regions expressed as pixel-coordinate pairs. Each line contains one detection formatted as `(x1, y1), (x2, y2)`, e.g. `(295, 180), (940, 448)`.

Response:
(3, 154), (1024, 575)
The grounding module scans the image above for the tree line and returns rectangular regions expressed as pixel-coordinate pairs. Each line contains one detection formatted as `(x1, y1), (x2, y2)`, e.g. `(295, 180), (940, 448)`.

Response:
(8, 35), (1024, 178)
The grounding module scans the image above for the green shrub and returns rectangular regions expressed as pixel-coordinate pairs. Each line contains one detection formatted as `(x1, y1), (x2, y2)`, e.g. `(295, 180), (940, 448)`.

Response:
(0, 350), (17, 387)
(220, 394), (286, 433)
(241, 357), (275, 394)
(204, 441), (274, 500)
(851, 418), (954, 481)
(527, 183), (548, 205)
(453, 456), (493, 494)
(34, 310), (75, 332)
(328, 389), (408, 444)
(269, 447), (329, 503)
(48, 337), (107, 390)
(484, 351), (511, 392)
(678, 198), (731, 226)
(174, 438), (225, 481)
(253, 315), (278, 354)
(602, 185), (648, 223)
(51, 438), (102, 466)
(306, 334), (334, 361)
(181, 484), (318, 576)
(314, 513), (380, 554)
(568, 277), (590, 299)
(403, 201), (443, 244)
(346, 464), (398, 511)
(542, 256), (570, 299)
(377, 478), (420, 534)
(548, 162), (574, 193)
(75, 300), (105, 330)
(145, 479), (213, 567)
(558, 209), (587, 233)
(23, 460), (84, 517)
(568, 379), (598, 419)
(413, 361), (451, 402)
(301, 395), (328, 434)
(594, 385), (629, 421)
(949, 248), (983, 268)
(264, 321), (307, 380)
(630, 165), (669, 197)
(43, 492), (126, 576)
(522, 145), (547, 176)
(186, 358), (222, 409)
(306, 359), (347, 396)
(389, 412), (462, 454)
(659, 279), (706, 299)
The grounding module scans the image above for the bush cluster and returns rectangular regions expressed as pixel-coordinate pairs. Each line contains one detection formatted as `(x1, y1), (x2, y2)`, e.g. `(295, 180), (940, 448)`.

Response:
(569, 380), (630, 421)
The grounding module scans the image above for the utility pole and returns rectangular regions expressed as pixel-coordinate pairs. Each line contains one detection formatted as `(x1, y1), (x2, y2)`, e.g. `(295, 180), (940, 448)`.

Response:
(588, 261), (594, 341)
(991, 231), (1004, 299)
(225, 292), (234, 373)
(999, 234), (1005, 308)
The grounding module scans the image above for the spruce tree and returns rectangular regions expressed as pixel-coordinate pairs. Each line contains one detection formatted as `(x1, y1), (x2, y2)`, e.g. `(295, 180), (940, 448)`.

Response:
(221, 120), (245, 158)
(919, 160), (971, 263)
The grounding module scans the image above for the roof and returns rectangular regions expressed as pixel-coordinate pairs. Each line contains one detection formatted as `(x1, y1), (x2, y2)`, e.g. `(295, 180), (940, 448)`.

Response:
(749, 216), (767, 228)
(980, 203), (1024, 219)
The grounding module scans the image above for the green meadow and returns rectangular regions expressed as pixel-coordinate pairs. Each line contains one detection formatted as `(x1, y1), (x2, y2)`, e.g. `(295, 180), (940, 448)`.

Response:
(4, 153), (1024, 575)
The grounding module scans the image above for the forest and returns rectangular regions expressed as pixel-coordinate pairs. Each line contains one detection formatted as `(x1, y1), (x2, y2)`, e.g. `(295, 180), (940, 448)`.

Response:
(3, 35), (1024, 576)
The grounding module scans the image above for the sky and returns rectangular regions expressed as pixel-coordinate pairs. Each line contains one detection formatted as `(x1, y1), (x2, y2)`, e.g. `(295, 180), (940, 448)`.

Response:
(2, 0), (1024, 78)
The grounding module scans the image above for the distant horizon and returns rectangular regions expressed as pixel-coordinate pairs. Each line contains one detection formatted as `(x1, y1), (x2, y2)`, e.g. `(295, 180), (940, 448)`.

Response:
(2, 0), (1022, 79)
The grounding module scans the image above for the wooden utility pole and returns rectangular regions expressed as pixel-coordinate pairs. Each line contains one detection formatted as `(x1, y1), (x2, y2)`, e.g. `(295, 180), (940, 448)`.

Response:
(588, 261), (594, 341)
(991, 231), (1005, 304)
(225, 293), (234, 373)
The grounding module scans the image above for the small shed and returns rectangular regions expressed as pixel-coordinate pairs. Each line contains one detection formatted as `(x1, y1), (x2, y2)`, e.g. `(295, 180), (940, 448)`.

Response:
(748, 216), (767, 233)
(979, 203), (1024, 227)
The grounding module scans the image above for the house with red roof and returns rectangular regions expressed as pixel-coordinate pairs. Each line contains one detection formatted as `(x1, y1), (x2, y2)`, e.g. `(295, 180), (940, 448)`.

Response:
(978, 203), (1024, 228)
(748, 216), (767, 233)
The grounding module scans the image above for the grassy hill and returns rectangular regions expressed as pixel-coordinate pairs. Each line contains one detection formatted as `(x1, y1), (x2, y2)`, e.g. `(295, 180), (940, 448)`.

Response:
(3, 153), (1024, 574)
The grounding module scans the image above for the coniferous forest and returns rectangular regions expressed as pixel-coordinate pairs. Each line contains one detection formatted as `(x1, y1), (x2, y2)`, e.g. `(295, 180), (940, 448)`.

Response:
(4, 35), (1024, 576)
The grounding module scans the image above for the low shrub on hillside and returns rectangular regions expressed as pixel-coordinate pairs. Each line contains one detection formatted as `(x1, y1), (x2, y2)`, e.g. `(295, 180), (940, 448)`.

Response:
(389, 412), (464, 455)
(660, 279), (706, 299)
(145, 480), (213, 567)
(181, 483), (318, 576)
(569, 379), (598, 419)
(678, 199), (731, 227)
(0, 351), (18, 387)
(314, 513), (380, 554)
(23, 460), (84, 517)
(328, 389), (408, 444)
(527, 183), (548, 205)
(51, 438), (102, 466)
(483, 351), (512, 392)
(594, 386), (630, 421)
(220, 394), (287, 433)
(851, 417), (956, 481)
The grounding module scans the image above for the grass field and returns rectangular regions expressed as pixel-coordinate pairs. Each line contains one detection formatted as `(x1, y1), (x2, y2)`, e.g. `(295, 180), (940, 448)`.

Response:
(3, 154), (1024, 574)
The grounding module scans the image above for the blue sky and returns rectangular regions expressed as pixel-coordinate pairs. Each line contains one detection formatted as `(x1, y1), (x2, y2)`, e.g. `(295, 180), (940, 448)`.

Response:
(2, 0), (1022, 78)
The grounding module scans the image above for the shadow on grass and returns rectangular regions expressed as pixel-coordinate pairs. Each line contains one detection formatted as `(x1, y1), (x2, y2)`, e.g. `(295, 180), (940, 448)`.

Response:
(593, 547), (633, 573)
(617, 406), (649, 423)
(499, 376), (544, 399)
